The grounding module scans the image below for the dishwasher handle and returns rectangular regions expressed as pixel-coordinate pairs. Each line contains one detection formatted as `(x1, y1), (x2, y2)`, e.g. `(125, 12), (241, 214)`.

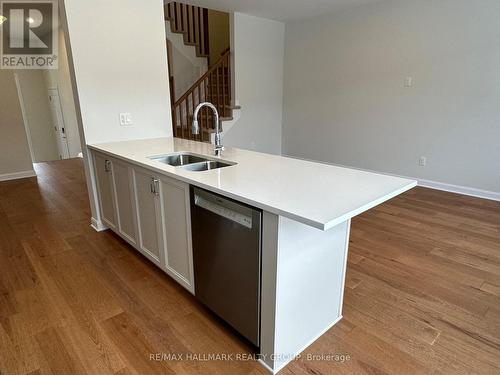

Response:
(193, 188), (256, 229)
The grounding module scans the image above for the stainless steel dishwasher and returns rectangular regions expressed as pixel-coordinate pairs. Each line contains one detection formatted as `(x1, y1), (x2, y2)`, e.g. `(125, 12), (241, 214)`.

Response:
(190, 187), (262, 347)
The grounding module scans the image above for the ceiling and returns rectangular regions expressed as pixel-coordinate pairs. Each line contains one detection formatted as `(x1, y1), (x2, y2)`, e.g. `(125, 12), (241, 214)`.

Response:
(182, 0), (384, 21)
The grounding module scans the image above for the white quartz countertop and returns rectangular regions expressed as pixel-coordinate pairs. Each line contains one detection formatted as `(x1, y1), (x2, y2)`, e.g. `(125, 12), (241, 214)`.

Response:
(88, 137), (416, 231)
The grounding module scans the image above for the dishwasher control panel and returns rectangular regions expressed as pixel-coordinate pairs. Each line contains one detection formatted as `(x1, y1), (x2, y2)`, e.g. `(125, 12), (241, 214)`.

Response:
(194, 194), (253, 229)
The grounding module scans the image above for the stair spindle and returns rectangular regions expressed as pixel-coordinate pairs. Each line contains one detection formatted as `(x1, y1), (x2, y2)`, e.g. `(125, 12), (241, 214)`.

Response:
(222, 56), (226, 117)
(187, 5), (193, 44)
(181, 4), (187, 34)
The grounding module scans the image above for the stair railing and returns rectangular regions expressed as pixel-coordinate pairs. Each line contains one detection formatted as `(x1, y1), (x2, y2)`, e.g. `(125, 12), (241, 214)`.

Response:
(171, 50), (231, 141)
(165, 2), (209, 58)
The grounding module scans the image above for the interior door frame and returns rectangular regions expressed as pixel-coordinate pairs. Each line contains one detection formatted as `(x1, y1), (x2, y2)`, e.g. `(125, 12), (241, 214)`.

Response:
(13, 72), (36, 165)
(48, 87), (71, 159)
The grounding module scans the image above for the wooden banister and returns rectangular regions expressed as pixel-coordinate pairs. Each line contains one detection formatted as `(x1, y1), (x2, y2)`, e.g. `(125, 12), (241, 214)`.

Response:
(171, 50), (231, 142)
(173, 51), (229, 107)
(165, 2), (209, 57)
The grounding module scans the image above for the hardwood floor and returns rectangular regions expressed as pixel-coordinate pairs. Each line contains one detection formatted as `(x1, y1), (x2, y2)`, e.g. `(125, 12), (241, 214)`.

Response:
(1, 158), (499, 375)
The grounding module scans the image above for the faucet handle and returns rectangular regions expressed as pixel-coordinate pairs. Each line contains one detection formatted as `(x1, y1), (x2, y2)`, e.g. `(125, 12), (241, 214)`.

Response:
(214, 132), (222, 146)
(192, 119), (200, 135)
(214, 146), (224, 156)
(214, 133), (224, 156)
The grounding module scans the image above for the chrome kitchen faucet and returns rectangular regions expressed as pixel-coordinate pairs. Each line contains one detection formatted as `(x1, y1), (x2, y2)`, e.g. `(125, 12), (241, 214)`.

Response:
(192, 102), (224, 156)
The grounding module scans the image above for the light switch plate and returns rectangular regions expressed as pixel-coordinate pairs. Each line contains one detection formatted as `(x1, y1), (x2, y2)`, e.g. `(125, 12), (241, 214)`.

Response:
(119, 112), (133, 126)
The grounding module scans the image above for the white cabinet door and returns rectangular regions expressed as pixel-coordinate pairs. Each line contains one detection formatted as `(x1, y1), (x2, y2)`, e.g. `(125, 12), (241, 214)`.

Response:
(159, 176), (194, 293)
(132, 167), (164, 267)
(112, 159), (138, 246)
(93, 152), (117, 230)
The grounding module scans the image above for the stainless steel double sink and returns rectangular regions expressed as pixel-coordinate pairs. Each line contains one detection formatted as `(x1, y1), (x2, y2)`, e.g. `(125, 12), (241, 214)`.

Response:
(148, 152), (235, 172)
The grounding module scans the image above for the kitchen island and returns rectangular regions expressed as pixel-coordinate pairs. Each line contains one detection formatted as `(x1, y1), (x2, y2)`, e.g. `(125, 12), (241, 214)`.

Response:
(88, 137), (416, 374)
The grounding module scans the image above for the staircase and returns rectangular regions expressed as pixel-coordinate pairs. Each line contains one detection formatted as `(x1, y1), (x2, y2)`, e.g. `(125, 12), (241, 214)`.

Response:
(165, 2), (209, 59)
(164, 2), (239, 142)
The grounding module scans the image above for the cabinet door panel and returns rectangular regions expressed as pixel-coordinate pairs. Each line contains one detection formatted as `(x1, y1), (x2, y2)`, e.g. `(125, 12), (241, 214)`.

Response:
(93, 152), (116, 229)
(112, 160), (137, 245)
(133, 168), (162, 265)
(160, 177), (194, 292)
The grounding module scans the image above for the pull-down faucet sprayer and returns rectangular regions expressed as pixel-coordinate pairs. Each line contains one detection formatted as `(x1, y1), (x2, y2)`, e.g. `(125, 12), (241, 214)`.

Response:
(192, 102), (224, 156)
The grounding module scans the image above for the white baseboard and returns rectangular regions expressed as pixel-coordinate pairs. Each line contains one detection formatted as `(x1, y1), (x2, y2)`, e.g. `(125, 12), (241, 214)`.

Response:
(91, 217), (108, 232)
(258, 358), (275, 374)
(0, 170), (36, 182)
(417, 178), (500, 201)
(282, 154), (500, 202)
(258, 315), (344, 375)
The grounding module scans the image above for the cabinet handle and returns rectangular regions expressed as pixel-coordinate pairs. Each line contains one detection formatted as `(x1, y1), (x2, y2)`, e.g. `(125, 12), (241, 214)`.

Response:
(150, 178), (159, 196)
(104, 160), (111, 173)
(153, 178), (160, 196)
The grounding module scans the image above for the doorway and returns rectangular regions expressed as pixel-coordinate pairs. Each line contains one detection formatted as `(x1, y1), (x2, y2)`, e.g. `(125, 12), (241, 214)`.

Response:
(13, 25), (82, 164)
(48, 87), (71, 159)
(14, 71), (81, 163)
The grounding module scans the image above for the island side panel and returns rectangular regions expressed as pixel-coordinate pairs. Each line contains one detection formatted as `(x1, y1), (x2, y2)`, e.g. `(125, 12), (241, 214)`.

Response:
(260, 211), (279, 372)
(260, 213), (351, 373)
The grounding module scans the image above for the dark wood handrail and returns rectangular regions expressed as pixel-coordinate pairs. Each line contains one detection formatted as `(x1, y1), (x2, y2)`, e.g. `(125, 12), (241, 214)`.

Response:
(174, 50), (230, 107)
(171, 50), (231, 141)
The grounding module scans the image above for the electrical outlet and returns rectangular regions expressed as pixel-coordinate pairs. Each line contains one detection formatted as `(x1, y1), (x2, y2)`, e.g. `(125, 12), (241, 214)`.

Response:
(119, 112), (133, 126)
(404, 76), (413, 87)
(419, 156), (427, 167)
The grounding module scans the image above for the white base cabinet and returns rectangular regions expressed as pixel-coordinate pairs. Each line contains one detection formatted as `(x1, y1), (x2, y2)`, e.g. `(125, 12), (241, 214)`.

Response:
(159, 176), (194, 291)
(93, 152), (117, 231)
(92, 151), (195, 293)
(132, 166), (164, 268)
(112, 158), (138, 246)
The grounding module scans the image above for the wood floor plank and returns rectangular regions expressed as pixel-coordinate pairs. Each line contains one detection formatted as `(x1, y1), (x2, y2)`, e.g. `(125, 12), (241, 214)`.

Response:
(344, 289), (441, 346)
(431, 246), (500, 275)
(101, 312), (176, 375)
(35, 327), (86, 375)
(57, 322), (126, 375)
(344, 273), (363, 290)
(341, 327), (430, 375)
(348, 269), (500, 372)
(480, 282), (500, 297)
(0, 322), (23, 375)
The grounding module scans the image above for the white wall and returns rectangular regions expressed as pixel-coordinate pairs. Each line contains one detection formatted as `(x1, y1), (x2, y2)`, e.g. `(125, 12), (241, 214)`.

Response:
(165, 21), (208, 101)
(44, 27), (81, 158)
(170, 42), (205, 99)
(63, 0), (172, 145)
(0, 70), (35, 179)
(282, 0), (500, 194)
(207, 9), (230, 65)
(224, 12), (284, 155)
(62, 0), (173, 226)
(16, 70), (59, 162)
